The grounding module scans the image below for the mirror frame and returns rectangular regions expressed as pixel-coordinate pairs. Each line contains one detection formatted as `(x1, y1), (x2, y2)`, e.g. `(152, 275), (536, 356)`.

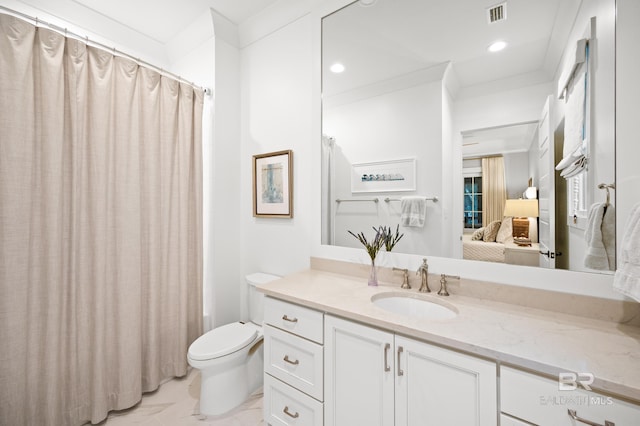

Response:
(311, 0), (619, 300)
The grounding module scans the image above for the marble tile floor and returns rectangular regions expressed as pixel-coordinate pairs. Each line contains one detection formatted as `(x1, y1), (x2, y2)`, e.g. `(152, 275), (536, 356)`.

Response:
(96, 369), (264, 426)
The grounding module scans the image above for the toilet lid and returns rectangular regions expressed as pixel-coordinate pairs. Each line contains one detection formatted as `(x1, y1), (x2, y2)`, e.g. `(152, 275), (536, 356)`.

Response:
(188, 322), (258, 361)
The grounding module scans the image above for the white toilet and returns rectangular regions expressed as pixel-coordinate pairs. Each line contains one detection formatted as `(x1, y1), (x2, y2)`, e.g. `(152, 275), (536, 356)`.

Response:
(187, 272), (279, 416)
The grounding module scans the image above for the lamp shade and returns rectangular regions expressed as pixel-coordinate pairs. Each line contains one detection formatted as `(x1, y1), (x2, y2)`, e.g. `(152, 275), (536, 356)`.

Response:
(503, 199), (539, 218)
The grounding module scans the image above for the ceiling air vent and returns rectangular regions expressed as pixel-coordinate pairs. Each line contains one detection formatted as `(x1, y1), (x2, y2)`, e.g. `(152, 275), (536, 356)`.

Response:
(487, 2), (507, 24)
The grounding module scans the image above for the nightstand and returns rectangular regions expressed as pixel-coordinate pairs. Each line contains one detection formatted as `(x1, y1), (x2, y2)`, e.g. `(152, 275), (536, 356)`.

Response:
(504, 241), (540, 267)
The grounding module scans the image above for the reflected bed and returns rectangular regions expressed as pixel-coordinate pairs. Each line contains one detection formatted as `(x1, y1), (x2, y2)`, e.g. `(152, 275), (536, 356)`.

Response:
(462, 234), (505, 263)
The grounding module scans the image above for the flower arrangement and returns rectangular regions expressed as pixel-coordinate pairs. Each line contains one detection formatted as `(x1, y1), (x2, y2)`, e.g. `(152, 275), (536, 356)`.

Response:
(377, 224), (404, 252)
(347, 228), (386, 262)
(348, 225), (404, 286)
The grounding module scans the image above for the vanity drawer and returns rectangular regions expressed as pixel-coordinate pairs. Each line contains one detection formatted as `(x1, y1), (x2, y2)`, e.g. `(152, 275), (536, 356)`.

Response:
(264, 374), (323, 426)
(264, 297), (324, 344)
(501, 366), (640, 425)
(264, 325), (323, 401)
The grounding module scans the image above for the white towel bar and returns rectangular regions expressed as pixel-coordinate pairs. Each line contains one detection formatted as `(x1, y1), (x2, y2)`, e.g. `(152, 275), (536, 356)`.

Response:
(384, 197), (438, 203)
(335, 198), (379, 203)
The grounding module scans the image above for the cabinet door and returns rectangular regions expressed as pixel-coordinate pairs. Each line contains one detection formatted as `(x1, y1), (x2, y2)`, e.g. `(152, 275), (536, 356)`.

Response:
(395, 335), (497, 426)
(324, 315), (394, 426)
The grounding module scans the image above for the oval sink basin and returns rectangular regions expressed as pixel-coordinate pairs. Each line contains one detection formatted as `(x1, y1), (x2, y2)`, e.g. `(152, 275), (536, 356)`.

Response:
(372, 295), (457, 320)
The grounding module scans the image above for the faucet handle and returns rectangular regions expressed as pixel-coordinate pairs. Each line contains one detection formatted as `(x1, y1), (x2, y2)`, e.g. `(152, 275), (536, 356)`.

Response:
(392, 267), (411, 289)
(438, 274), (460, 296)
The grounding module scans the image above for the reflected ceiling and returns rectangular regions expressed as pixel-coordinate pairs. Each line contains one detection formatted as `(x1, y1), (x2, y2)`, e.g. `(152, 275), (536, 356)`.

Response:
(323, 0), (579, 97)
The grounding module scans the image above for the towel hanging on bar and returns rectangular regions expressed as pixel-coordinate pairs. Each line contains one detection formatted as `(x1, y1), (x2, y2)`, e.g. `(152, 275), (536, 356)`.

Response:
(400, 196), (426, 228)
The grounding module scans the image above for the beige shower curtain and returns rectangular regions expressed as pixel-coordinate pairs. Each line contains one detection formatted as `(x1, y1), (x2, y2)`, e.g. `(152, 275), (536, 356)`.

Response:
(481, 156), (507, 226)
(0, 14), (203, 425)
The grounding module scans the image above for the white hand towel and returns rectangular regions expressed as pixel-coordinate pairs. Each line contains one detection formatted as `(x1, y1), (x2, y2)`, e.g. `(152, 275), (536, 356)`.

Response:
(584, 203), (615, 271)
(401, 196), (426, 228)
(613, 203), (640, 302)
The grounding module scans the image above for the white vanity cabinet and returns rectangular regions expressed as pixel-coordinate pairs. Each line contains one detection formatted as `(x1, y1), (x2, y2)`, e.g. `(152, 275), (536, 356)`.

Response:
(501, 366), (640, 426)
(324, 314), (497, 426)
(324, 314), (395, 426)
(263, 297), (324, 426)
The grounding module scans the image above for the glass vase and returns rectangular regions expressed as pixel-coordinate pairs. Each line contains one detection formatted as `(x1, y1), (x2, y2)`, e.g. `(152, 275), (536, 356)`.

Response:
(368, 258), (378, 286)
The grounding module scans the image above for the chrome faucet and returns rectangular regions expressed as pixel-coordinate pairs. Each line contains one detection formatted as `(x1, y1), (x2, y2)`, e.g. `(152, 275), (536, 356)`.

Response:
(438, 274), (460, 296)
(393, 268), (411, 289)
(416, 258), (430, 293)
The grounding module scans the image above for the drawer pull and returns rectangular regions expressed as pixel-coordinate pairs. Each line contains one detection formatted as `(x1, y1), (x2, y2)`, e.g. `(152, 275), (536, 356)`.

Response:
(283, 406), (300, 419)
(282, 314), (298, 323)
(383, 343), (391, 372)
(283, 355), (299, 366)
(567, 409), (614, 426)
(397, 346), (404, 376)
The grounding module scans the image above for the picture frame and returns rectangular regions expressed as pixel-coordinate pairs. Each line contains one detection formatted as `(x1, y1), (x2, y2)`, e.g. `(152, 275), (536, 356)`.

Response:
(351, 158), (416, 193)
(253, 150), (293, 218)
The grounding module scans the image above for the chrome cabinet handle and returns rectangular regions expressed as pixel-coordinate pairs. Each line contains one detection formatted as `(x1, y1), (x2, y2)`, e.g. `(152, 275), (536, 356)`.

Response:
(283, 406), (299, 419)
(282, 314), (298, 323)
(397, 346), (404, 376)
(568, 409), (615, 426)
(383, 343), (391, 372)
(283, 355), (299, 365)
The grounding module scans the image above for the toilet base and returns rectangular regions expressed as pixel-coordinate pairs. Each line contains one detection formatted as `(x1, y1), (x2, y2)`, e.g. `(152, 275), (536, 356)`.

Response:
(195, 339), (264, 416)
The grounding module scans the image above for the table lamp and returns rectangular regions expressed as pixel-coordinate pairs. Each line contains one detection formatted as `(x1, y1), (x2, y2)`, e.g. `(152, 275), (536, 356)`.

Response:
(503, 199), (539, 244)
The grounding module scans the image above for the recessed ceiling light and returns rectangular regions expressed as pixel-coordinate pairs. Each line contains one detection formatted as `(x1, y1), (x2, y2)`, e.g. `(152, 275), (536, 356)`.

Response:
(330, 63), (345, 73)
(359, 0), (377, 6)
(488, 40), (507, 52)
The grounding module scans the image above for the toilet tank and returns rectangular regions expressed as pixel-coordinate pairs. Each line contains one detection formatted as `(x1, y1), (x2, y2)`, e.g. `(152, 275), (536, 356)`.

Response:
(246, 273), (280, 325)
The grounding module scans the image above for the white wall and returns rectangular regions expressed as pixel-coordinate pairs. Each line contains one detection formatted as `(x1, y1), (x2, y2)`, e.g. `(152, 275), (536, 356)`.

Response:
(239, 14), (314, 299)
(503, 152), (531, 198)
(616, 0), (640, 247)
(455, 82), (552, 133)
(207, 34), (242, 329)
(324, 81), (444, 256)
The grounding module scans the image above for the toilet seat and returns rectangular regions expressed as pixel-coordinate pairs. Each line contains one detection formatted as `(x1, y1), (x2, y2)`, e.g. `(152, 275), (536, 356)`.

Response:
(188, 322), (258, 361)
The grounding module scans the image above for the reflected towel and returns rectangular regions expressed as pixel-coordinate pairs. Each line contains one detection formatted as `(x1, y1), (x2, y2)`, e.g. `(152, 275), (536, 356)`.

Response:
(401, 196), (426, 228)
(584, 203), (615, 271)
(559, 155), (586, 179)
(613, 203), (640, 301)
(556, 71), (587, 173)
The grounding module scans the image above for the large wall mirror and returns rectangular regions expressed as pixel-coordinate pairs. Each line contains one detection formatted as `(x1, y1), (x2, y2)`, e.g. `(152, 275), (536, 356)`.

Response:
(321, 0), (616, 275)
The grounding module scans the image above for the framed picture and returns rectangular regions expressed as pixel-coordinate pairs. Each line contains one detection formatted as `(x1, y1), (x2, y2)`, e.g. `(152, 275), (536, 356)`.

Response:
(253, 150), (293, 218)
(351, 158), (416, 193)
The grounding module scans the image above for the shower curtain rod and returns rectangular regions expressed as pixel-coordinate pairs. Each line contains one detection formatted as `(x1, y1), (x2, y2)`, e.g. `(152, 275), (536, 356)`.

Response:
(0, 6), (212, 96)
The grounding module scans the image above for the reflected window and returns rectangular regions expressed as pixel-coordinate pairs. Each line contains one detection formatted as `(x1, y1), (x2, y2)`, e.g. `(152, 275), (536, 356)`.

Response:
(463, 175), (483, 229)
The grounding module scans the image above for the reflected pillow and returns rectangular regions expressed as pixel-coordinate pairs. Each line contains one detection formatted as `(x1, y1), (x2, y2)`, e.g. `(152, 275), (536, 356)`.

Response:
(471, 227), (485, 241)
(483, 220), (502, 242)
(496, 217), (513, 243)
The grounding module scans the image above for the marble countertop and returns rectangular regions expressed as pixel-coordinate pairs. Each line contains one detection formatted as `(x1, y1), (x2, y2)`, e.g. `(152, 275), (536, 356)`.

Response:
(257, 269), (640, 403)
